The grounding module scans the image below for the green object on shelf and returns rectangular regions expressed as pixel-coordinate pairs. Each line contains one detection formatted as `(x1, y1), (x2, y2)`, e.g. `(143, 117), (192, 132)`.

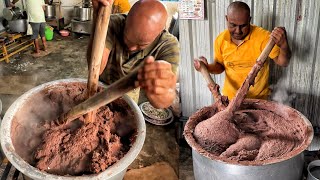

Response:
(45, 26), (54, 41)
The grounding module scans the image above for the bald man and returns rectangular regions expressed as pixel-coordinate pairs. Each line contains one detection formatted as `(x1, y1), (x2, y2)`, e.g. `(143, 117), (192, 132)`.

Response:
(195, 1), (291, 100)
(90, 0), (180, 108)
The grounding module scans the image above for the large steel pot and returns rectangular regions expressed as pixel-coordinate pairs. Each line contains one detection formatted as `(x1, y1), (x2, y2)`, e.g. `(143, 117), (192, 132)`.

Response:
(184, 99), (314, 180)
(44, 4), (55, 18)
(8, 19), (27, 33)
(71, 19), (92, 34)
(73, 6), (92, 21)
(3, 7), (23, 21)
(0, 78), (146, 180)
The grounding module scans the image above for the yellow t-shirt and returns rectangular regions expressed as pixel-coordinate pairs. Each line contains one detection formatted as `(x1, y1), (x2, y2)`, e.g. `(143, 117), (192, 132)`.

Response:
(214, 25), (280, 100)
(113, 0), (131, 13)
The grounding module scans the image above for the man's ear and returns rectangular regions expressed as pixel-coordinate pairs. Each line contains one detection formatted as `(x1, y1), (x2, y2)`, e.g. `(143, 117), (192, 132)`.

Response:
(225, 15), (228, 22)
(249, 16), (252, 23)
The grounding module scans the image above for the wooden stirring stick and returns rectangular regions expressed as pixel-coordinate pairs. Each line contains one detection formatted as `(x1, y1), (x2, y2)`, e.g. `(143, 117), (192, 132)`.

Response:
(86, 4), (113, 124)
(194, 60), (228, 111)
(193, 39), (276, 152)
(227, 39), (276, 113)
(56, 62), (144, 126)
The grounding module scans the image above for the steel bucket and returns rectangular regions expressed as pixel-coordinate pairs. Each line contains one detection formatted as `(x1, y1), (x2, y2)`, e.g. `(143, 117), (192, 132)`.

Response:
(307, 160), (320, 180)
(0, 78), (146, 180)
(73, 6), (92, 21)
(3, 7), (23, 21)
(184, 99), (314, 180)
(8, 19), (27, 33)
(45, 4), (56, 19)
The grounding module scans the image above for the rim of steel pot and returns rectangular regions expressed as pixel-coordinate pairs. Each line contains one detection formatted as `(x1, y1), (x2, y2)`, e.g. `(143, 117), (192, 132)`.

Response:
(8, 19), (27, 33)
(184, 99), (314, 166)
(45, 4), (56, 18)
(0, 78), (146, 180)
(307, 160), (320, 180)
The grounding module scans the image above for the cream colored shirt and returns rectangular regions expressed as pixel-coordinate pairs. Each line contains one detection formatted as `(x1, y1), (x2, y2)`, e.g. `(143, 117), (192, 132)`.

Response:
(26, 0), (46, 23)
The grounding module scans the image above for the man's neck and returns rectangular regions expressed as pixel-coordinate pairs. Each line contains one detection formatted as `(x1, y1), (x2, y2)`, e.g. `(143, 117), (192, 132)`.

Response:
(231, 38), (243, 46)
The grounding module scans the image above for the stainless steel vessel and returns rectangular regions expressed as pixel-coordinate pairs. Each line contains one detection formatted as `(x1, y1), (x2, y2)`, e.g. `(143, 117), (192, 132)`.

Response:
(307, 160), (320, 180)
(192, 149), (304, 180)
(3, 7), (23, 21)
(184, 99), (314, 180)
(73, 6), (92, 21)
(45, 4), (56, 18)
(8, 19), (27, 33)
(71, 19), (92, 34)
(0, 78), (146, 180)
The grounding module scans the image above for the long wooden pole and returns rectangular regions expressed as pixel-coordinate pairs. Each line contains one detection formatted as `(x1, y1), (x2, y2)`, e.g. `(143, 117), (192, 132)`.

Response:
(85, 4), (113, 123)
(56, 62), (144, 125)
(228, 39), (276, 113)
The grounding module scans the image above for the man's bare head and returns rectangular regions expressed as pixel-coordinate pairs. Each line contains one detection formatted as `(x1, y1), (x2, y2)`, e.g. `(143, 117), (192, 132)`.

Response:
(226, 1), (251, 40)
(227, 1), (250, 17)
(124, 0), (168, 53)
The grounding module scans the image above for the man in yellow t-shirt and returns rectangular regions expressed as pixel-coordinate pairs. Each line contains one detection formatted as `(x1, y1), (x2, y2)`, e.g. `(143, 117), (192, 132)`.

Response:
(196, 1), (292, 100)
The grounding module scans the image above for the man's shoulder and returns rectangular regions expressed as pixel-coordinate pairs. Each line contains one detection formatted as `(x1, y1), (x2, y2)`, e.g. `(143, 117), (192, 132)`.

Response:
(159, 30), (179, 44)
(251, 25), (271, 37)
(108, 14), (126, 34)
(215, 29), (229, 44)
(217, 29), (230, 37)
(217, 29), (229, 40)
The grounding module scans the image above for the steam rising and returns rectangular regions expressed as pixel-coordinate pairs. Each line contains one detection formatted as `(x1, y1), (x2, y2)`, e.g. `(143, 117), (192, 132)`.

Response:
(271, 78), (296, 106)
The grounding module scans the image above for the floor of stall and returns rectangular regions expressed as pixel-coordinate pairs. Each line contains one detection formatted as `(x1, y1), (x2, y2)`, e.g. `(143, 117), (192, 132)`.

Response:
(0, 32), (194, 180)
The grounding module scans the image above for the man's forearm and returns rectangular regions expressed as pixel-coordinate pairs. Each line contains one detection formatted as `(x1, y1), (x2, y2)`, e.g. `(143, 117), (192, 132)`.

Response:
(275, 46), (292, 67)
(208, 61), (225, 74)
(12, 0), (19, 4)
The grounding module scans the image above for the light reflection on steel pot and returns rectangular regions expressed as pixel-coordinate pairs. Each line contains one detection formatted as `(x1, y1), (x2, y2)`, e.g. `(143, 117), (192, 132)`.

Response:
(73, 6), (92, 21)
(3, 7), (23, 21)
(44, 4), (56, 19)
(8, 19), (27, 33)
